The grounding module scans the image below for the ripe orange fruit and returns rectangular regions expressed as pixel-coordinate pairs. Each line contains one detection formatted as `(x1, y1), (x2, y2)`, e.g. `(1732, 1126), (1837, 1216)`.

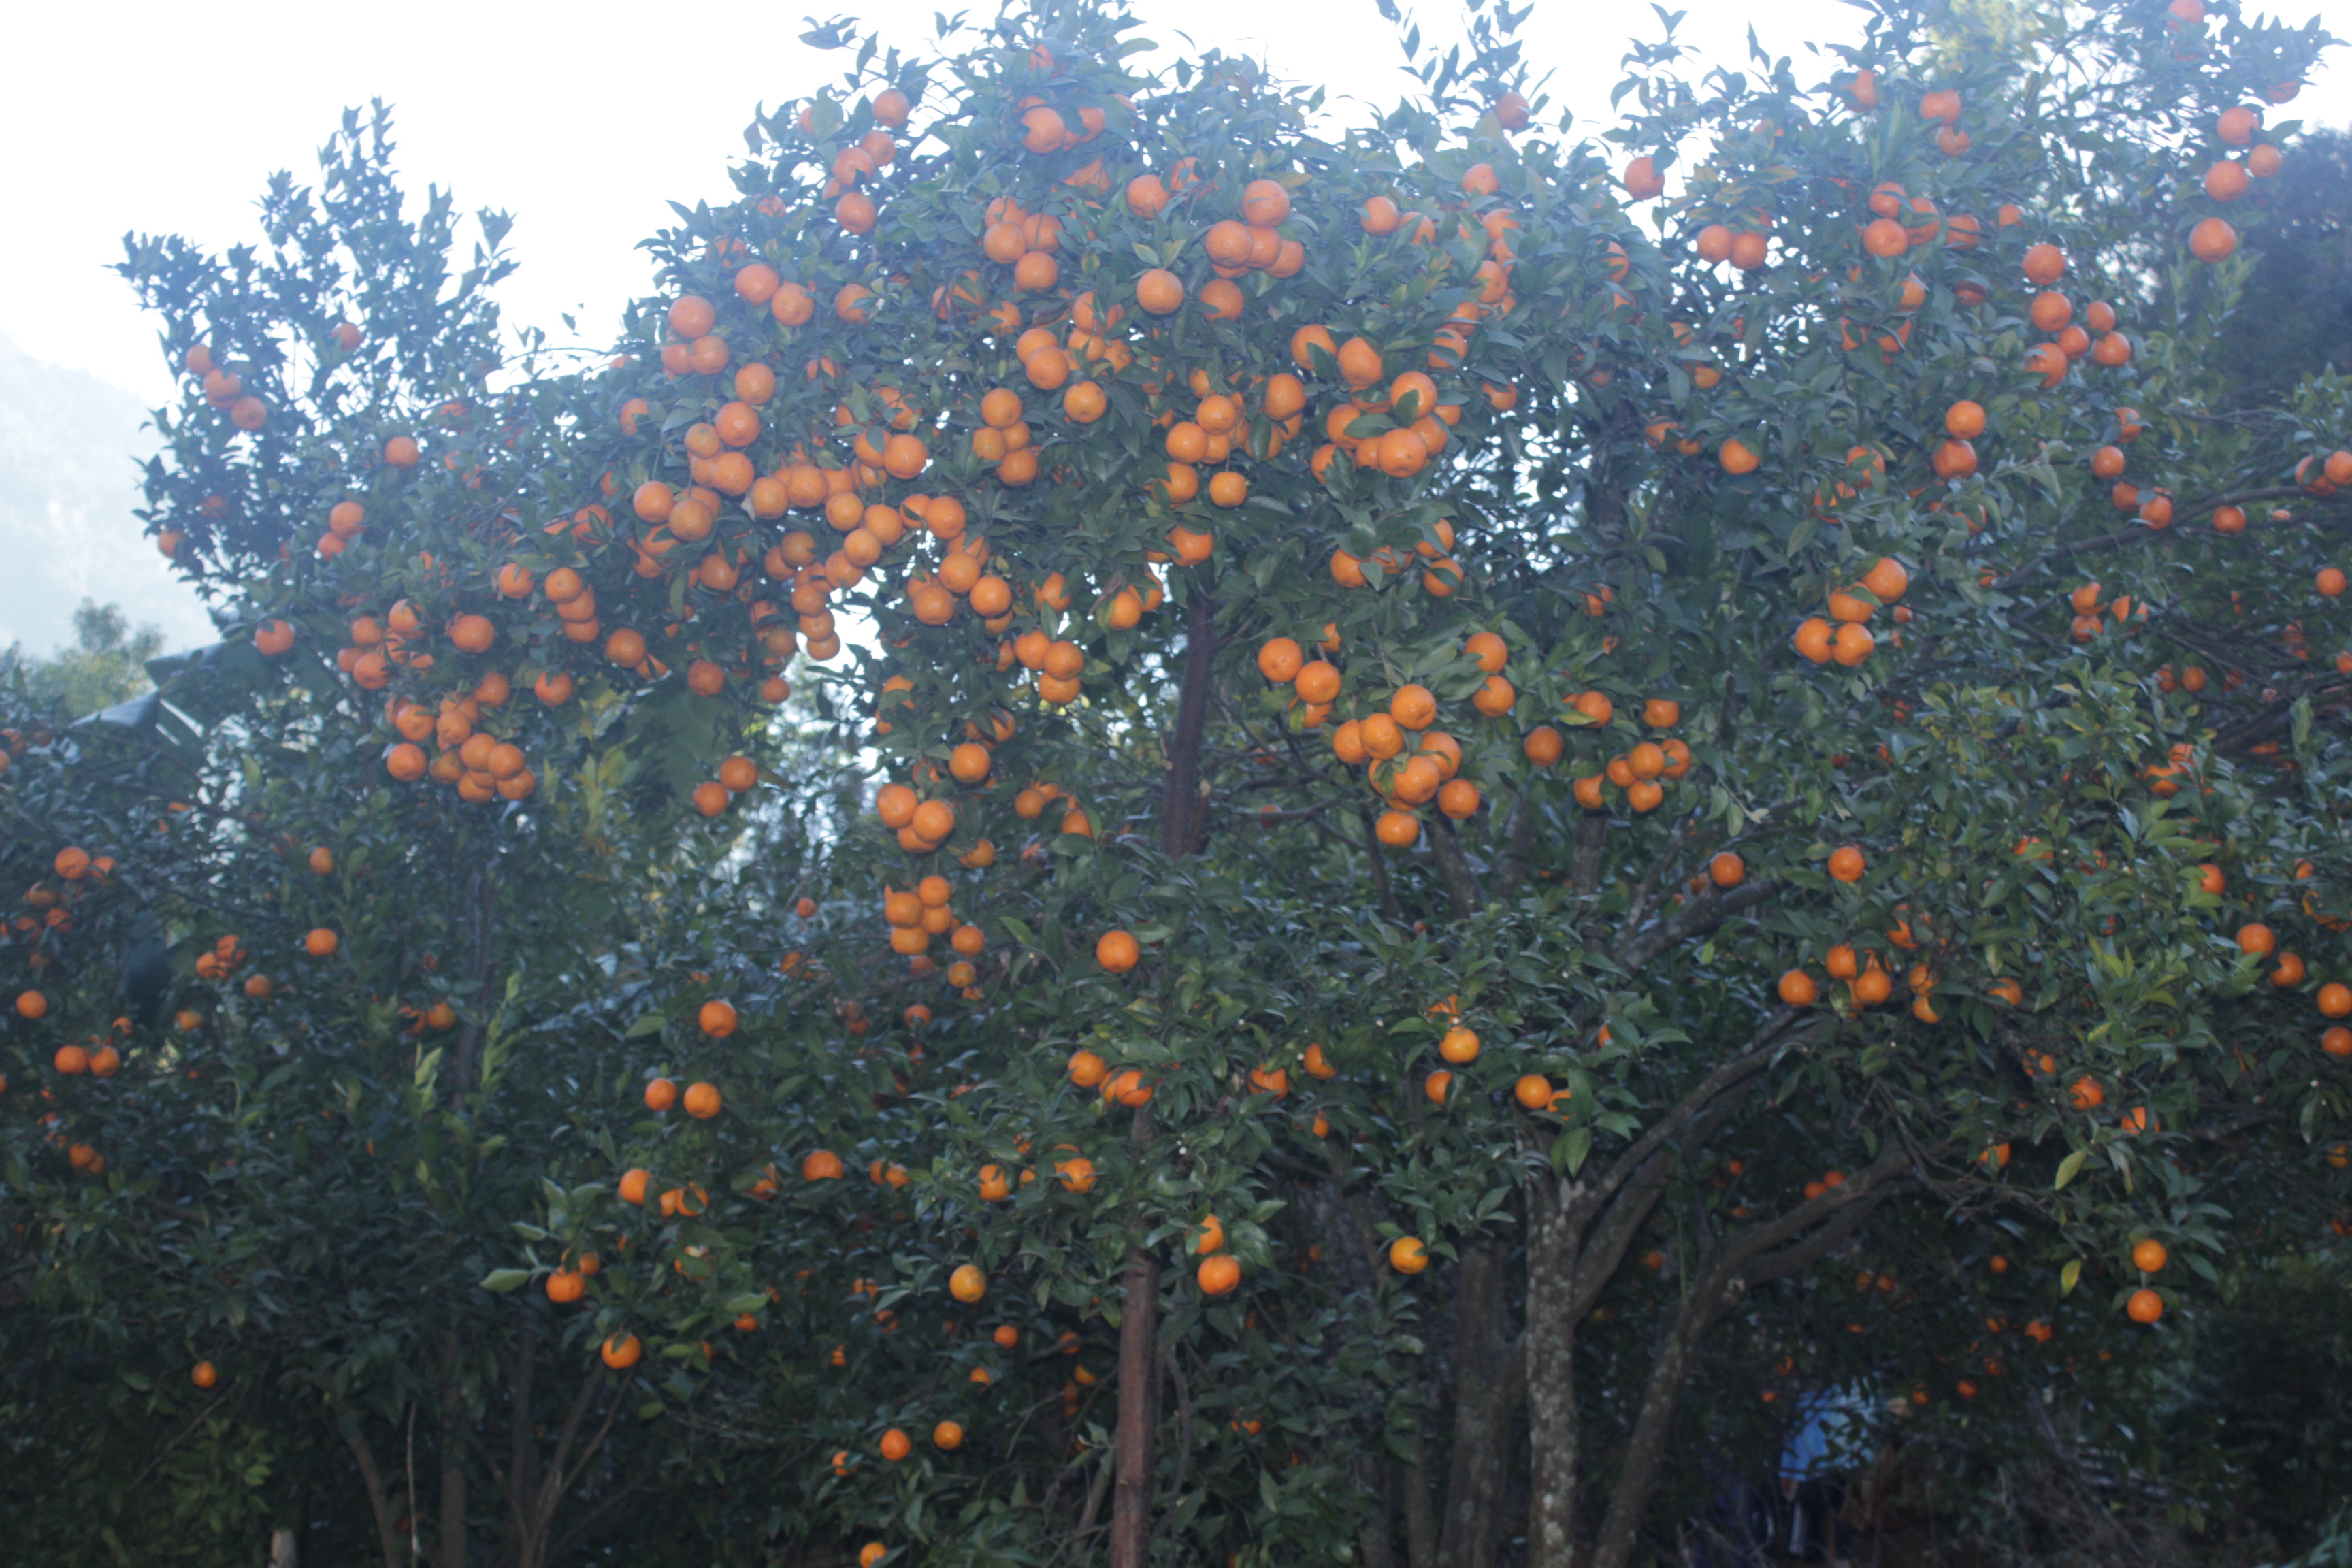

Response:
(1778, 970), (1818, 1007)
(1389, 1236), (1431, 1273)
(2125, 1288), (2164, 1325)
(1257, 637), (1305, 683)
(2189, 216), (2237, 262)
(950, 1264), (987, 1303)
(192, 1361), (219, 1388)
(698, 1000), (738, 1037)
(1709, 852), (1744, 887)
(602, 1334), (642, 1369)
(1097, 930), (1141, 973)
(304, 927), (339, 958)
(1126, 174), (1171, 216)
(1136, 269), (1184, 315)
(644, 1077), (678, 1112)
(1828, 846), (1866, 882)
(2023, 242), (2066, 284)
(1719, 438), (1760, 474)
(1198, 1253), (1242, 1294)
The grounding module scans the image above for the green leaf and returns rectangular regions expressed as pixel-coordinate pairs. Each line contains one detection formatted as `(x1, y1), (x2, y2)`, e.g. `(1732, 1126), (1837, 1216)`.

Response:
(625, 1012), (668, 1039)
(480, 1269), (532, 1294)
(2060, 1259), (2082, 1296)
(2053, 1148), (2087, 1190)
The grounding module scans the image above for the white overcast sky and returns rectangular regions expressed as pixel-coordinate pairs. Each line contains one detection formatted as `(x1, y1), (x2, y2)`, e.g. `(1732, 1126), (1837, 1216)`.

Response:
(10, 0), (2347, 410)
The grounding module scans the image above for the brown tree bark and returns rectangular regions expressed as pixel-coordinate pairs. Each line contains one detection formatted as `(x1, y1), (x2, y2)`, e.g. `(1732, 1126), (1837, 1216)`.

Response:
(1522, 1179), (1584, 1568)
(1435, 1239), (1523, 1568)
(1110, 1128), (1162, 1568)
(438, 1330), (468, 1568)
(344, 1426), (404, 1568)
(1109, 584), (1217, 1568)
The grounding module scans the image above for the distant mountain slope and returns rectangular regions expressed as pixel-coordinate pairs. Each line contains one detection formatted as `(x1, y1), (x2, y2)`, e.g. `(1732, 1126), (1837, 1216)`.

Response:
(0, 333), (213, 655)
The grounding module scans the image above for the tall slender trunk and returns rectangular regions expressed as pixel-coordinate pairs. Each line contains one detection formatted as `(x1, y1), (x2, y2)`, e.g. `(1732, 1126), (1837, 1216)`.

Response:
(507, 1317), (541, 1568)
(1158, 587), (1216, 860)
(1356, 1454), (1397, 1568)
(269, 1526), (298, 1567)
(1523, 1182), (1583, 1568)
(1109, 583), (1216, 1568)
(345, 1425), (404, 1568)
(452, 866), (495, 1092)
(438, 1331), (468, 1568)
(1109, 1257), (1161, 1567)
(1403, 1436), (1439, 1568)
(1111, 1111), (1162, 1568)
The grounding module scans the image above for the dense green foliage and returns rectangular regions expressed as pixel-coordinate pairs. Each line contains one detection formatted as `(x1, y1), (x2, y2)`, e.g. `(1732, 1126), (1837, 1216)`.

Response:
(3, 2), (2351, 1567)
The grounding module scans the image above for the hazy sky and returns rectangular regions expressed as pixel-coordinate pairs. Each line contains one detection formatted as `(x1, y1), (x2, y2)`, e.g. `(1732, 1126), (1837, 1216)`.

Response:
(18, 0), (2344, 409)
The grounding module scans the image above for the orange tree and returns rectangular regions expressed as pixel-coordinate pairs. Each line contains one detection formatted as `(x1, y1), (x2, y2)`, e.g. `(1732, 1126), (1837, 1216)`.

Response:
(512, 3), (2352, 1565)
(0, 111), (876, 1567)
(11, 0), (2352, 1565)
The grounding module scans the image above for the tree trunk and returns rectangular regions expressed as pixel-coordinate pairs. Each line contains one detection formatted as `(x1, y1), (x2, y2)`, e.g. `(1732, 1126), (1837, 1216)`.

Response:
(1523, 1180), (1584, 1568)
(1586, 1151), (1912, 1568)
(1402, 1433), (1439, 1568)
(1586, 1277), (1731, 1568)
(269, 1526), (298, 1568)
(345, 1425), (405, 1568)
(1356, 1453), (1397, 1568)
(451, 866), (494, 1093)
(1437, 1239), (1522, 1568)
(1109, 1242), (1161, 1568)
(438, 1332), (469, 1568)
(1426, 815), (1484, 919)
(1110, 584), (1218, 1568)
(1160, 587), (1217, 858)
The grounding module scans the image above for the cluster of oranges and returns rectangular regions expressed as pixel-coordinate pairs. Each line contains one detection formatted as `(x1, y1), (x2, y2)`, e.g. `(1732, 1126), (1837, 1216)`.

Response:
(877, 875), (989, 995)
(376, 679), (540, 803)
(1522, 689), (1693, 815)
(179, 342), (271, 434)
(1793, 557), (1911, 669)
(8, 846), (115, 990)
